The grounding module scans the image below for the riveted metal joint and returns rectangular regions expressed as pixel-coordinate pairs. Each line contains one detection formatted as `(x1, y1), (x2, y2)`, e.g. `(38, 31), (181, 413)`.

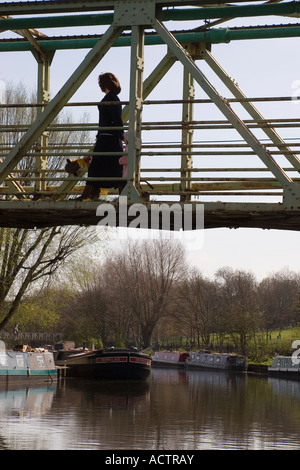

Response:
(114, 0), (156, 27)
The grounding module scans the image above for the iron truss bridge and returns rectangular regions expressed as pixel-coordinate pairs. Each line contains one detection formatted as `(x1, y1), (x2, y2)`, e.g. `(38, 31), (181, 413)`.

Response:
(1, 0), (300, 230)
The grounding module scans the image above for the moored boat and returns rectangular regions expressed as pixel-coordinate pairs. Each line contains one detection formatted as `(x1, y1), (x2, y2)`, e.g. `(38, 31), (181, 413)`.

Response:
(268, 355), (300, 379)
(55, 347), (152, 381)
(186, 350), (247, 371)
(0, 344), (57, 383)
(152, 351), (189, 368)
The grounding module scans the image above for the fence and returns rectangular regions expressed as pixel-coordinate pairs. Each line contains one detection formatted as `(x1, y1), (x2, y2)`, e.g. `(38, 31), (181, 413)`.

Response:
(0, 331), (62, 343)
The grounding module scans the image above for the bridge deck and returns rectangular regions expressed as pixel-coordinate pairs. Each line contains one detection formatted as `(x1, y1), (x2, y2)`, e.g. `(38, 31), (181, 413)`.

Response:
(0, 200), (300, 231)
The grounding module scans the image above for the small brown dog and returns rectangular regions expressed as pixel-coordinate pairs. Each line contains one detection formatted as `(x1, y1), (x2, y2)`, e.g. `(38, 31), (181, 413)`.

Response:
(65, 157), (91, 176)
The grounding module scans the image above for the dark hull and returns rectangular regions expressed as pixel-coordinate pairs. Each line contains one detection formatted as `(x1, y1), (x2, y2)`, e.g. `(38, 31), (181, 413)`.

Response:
(186, 363), (246, 371)
(56, 349), (152, 381)
(268, 370), (300, 380)
(268, 356), (300, 380)
(151, 360), (186, 368)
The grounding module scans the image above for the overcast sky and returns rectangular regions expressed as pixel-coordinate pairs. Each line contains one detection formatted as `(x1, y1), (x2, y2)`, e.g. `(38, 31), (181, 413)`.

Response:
(2, 2), (300, 280)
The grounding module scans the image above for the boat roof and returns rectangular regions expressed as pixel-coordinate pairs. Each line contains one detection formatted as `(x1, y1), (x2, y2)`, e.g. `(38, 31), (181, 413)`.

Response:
(272, 355), (294, 359)
(193, 350), (245, 357)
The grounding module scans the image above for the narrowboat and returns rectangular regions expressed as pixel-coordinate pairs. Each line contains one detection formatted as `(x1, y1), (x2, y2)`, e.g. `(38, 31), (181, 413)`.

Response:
(55, 347), (152, 381)
(186, 351), (247, 371)
(151, 351), (189, 368)
(268, 355), (300, 379)
(0, 345), (57, 383)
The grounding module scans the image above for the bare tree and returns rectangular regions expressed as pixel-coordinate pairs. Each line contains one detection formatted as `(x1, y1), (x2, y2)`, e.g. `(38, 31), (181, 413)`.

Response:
(104, 238), (187, 348)
(0, 226), (97, 330)
(55, 251), (135, 348)
(1, 82), (90, 195)
(258, 268), (300, 334)
(174, 270), (217, 348)
(215, 267), (259, 355)
(59, 282), (112, 347)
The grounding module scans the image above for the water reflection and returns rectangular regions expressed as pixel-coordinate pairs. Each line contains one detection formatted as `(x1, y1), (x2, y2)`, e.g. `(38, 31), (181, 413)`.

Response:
(0, 369), (300, 449)
(0, 384), (57, 450)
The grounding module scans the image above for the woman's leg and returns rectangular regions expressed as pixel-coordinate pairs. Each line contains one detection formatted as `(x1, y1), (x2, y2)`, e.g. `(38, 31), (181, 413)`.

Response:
(77, 135), (123, 198)
(76, 140), (102, 200)
(76, 184), (99, 201)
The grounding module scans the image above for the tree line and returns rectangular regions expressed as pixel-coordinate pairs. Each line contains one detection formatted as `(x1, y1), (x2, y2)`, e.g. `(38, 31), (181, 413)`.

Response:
(5, 236), (300, 360)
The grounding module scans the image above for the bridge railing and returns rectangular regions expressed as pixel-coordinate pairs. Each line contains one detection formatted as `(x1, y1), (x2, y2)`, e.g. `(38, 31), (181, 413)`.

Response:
(0, 96), (299, 203)
(0, 331), (62, 342)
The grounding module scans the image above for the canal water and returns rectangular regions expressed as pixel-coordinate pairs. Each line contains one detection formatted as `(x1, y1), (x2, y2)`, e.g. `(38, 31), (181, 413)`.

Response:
(0, 367), (300, 450)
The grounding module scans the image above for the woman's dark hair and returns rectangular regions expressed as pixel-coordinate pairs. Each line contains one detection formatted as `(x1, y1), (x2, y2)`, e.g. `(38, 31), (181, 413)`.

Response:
(98, 73), (121, 95)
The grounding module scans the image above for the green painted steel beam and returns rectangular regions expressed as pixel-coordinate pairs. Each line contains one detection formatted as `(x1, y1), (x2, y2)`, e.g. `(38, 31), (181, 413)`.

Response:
(2, 26), (300, 53)
(0, 1), (299, 31)
(162, 2), (300, 21)
(0, 13), (114, 30)
(0, 0), (273, 16)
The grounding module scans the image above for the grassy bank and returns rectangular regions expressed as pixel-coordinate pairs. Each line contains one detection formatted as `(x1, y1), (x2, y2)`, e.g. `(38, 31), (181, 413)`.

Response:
(246, 326), (300, 365)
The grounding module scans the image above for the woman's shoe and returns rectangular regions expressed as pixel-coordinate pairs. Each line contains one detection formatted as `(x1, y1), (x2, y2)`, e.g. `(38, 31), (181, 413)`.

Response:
(90, 186), (100, 200)
(76, 184), (94, 201)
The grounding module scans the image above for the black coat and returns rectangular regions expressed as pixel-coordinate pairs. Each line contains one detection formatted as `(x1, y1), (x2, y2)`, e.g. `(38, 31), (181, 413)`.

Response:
(88, 92), (124, 188)
(97, 91), (124, 141)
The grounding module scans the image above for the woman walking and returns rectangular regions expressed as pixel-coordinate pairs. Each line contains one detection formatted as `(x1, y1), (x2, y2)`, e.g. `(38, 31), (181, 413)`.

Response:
(78, 72), (124, 200)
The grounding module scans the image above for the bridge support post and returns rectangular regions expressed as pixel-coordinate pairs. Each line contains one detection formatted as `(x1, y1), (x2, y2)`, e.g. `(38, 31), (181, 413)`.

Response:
(114, 0), (157, 203)
(180, 53), (194, 202)
(180, 43), (207, 202)
(35, 51), (55, 195)
(122, 24), (145, 203)
(122, 48), (176, 123)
